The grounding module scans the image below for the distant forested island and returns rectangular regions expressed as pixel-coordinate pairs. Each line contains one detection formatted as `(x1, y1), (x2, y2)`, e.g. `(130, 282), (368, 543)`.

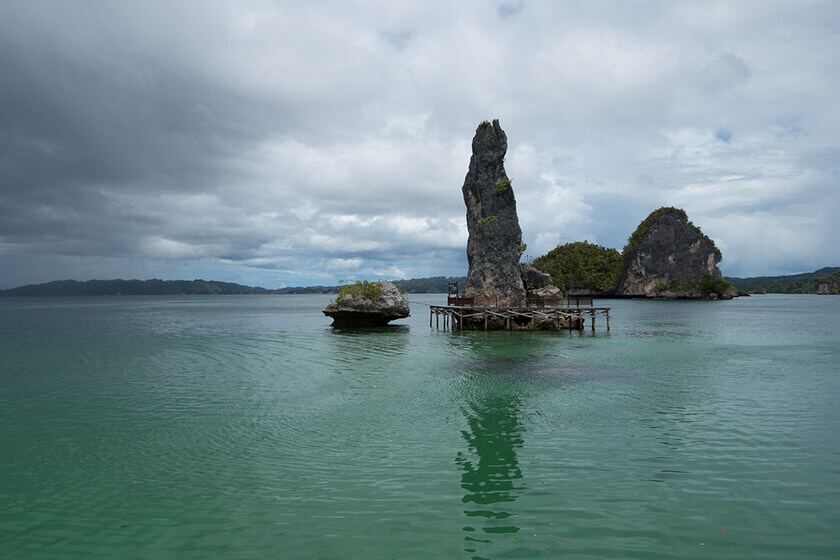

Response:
(1, 270), (837, 297)
(725, 267), (840, 294)
(0, 279), (277, 297)
(277, 276), (468, 294)
(0, 276), (467, 297)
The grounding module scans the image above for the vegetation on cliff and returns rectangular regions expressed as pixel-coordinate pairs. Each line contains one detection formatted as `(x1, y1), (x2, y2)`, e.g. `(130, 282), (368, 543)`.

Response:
(531, 241), (622, 294)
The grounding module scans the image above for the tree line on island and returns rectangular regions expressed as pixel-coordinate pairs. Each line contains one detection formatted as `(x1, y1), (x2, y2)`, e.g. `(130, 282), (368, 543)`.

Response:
(1, 268), (837, 298)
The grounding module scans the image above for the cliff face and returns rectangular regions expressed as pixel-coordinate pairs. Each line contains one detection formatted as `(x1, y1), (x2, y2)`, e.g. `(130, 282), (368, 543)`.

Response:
(462, 120), (525, 306)
(617, 208), (725, 299)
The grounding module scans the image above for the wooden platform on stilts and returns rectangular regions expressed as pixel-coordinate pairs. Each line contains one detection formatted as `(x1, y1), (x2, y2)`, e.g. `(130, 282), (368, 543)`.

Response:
(429, 304), (611, 332)
(434, 282), (611, 332)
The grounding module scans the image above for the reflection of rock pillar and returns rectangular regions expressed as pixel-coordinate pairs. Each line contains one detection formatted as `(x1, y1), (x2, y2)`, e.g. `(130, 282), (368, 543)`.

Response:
(455, 394), (526, 557)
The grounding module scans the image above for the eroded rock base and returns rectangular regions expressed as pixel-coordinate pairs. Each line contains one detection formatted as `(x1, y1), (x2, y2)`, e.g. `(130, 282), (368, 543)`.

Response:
(324, 311), (406, 328)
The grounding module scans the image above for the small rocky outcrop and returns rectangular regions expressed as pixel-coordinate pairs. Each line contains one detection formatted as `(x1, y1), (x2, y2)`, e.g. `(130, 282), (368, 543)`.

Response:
(323, 281), (409, 327)
(617, 207), (731, 299)
(520, 264), (562, 298)
(462, 120), (526, 306)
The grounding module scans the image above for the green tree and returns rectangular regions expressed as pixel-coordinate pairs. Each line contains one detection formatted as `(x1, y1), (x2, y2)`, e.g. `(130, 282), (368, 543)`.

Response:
(531, 241), (623, 294)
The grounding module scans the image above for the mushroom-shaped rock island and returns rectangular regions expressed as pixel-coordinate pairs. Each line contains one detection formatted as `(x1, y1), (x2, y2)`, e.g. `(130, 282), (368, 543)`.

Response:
(323, 281), (410, 327)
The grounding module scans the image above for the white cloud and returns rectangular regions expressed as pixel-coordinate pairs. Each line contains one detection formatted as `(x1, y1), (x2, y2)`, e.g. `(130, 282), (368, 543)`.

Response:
(0, 1), (839, 288)
(324, 258), (363, 271)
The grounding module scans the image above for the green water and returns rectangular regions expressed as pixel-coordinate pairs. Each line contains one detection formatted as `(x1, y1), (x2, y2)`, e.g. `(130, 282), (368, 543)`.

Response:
(1, 294), (838, 559)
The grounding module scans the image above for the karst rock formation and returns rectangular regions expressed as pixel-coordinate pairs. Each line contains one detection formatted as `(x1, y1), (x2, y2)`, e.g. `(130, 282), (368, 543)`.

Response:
(617, 207), (726, 299)
(462, 120), (526, 306)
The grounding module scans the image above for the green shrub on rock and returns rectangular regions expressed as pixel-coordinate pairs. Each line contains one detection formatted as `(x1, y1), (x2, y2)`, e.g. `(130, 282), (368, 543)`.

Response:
(698, 274), (732, 296)
(338, 280), (384, 301)
(495, 178), (511, 195)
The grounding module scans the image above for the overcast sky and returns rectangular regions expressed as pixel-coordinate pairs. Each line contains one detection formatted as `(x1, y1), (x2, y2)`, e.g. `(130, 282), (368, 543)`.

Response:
(1, 1), (838, 288)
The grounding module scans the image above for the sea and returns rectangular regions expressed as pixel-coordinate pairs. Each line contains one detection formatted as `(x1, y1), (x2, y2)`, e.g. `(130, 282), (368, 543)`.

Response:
(1, 294), (838, 559)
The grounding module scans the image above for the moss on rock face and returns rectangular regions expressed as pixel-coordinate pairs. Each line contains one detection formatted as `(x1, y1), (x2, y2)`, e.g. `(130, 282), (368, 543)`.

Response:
(494, 178), (511, 195)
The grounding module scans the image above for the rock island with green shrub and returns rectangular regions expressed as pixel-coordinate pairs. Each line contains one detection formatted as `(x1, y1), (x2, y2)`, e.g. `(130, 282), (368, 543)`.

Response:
(322, 280), (409, 327)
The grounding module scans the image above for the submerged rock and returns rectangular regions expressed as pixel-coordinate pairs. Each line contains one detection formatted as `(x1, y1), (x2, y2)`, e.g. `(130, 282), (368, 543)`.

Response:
(323, 281), (409, 327)
(462, 120), (526, 306)
(617, 207), (729, 299)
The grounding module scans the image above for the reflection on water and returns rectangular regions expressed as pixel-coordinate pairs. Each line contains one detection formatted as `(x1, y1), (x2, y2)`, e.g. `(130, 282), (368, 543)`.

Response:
(456, 391), (526, 559)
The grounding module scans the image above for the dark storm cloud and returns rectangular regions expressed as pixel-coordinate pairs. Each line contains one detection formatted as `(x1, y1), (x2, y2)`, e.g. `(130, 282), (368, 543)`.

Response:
(1, 1), (839, 288)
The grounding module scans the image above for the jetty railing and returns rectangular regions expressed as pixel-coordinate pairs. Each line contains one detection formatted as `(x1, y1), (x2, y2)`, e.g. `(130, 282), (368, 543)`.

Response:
(525, 296), (593, 307)
(447, 281), (472, 305)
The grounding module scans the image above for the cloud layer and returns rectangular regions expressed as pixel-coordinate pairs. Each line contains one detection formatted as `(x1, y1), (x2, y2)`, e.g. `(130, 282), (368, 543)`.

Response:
(1, 1), (838, 288)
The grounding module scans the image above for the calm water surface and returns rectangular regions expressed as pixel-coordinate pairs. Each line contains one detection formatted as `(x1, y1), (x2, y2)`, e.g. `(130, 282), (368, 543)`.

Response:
(1, 294), (838, 559)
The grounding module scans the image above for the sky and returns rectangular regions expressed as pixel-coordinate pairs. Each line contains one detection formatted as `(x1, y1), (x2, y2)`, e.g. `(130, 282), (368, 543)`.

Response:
(1, 1), (838, 289)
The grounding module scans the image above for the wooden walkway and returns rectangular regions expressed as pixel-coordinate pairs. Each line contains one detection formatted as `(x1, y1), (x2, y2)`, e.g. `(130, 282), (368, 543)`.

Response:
(429, 304), (611, 332)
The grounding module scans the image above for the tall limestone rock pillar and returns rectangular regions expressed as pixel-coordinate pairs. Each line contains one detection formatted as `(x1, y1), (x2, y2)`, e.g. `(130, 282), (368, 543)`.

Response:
(462, 120), (526, 306)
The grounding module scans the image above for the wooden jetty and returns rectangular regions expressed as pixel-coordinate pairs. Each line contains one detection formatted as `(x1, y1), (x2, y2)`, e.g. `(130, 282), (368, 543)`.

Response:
(431, 282), (611, 332)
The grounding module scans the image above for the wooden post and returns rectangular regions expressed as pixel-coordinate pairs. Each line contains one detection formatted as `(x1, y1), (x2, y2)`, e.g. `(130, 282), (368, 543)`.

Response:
(436, 311), (439, 329)
(606, 311), (610, 331)
(591, 314), (595, 331)
(484, 311), (488, 330)
(507, 314), (511, 330)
